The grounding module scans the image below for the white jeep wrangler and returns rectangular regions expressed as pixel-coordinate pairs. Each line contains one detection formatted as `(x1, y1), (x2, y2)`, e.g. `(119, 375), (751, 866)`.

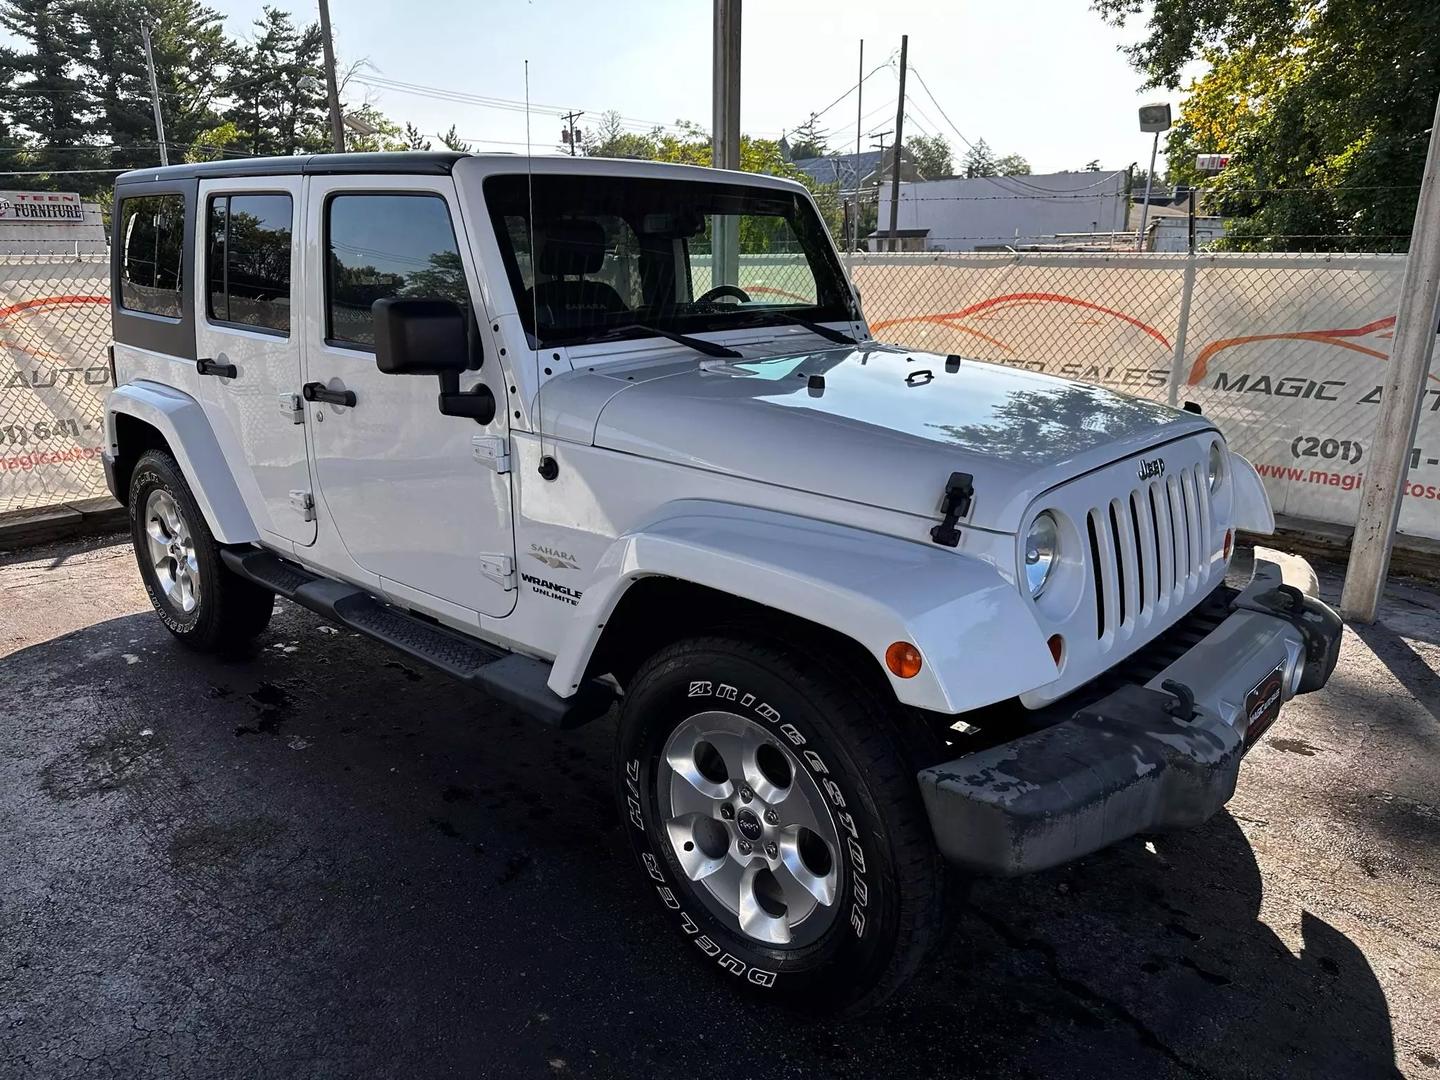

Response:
(103, 152), (1342, 1013)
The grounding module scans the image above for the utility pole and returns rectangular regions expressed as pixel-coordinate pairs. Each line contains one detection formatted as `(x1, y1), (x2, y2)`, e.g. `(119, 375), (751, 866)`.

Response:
(711, 0), (741, 286)
(140, 25), (168, 166)
(886, 34), (908, 253)
(317, 0), (346, 153)
(851, 39), (863, 257)
(561, 110), (583, 156)
(1341, 88), (1440, 622)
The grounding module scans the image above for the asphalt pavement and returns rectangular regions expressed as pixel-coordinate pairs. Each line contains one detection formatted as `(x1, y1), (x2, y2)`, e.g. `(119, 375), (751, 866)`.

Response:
(1, 534), (1437, 1079)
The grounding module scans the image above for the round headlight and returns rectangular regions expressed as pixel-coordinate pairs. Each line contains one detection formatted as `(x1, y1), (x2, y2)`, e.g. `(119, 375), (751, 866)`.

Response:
(1208, 442), (1226, 493)
(1024, 512), (1059, 597)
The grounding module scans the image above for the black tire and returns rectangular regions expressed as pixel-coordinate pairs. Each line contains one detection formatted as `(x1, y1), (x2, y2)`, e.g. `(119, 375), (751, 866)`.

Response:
(616, 634), (946, 1014)
(128, 449), (274, 651)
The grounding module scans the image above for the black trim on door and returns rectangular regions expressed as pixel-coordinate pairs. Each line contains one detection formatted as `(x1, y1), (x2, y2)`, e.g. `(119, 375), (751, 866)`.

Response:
(111, 178), (199, 361)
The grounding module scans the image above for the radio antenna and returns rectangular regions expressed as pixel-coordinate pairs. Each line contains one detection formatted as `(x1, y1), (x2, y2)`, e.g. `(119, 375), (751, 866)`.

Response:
(525, 60), (555, 479)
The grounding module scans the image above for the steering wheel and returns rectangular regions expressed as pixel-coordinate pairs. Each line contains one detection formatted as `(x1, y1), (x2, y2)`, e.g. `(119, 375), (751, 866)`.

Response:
(696, 284), (753, 305)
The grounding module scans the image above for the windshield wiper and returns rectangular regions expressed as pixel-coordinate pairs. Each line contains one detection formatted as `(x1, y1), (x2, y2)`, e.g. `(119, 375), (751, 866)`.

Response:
(591, 323), (741, 359)
(745, 311), (857, 346)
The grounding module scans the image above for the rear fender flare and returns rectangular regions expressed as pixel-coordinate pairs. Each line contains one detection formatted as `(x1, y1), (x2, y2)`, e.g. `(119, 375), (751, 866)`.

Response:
(106, 380), (258, 544)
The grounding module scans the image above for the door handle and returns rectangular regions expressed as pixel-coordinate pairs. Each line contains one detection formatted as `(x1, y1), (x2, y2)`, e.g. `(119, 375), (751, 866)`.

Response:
(196, 357), (237, 378)
(302, 382), (356, 407)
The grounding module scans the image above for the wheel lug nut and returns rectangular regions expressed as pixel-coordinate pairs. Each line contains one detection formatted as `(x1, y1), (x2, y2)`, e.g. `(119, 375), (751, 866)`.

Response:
(737, 839), (752, 855)
(739, 787), (753, 803)
(720, 804), (734, 820)
(765, 842), (778, 858)
(764, 809), (778, 826)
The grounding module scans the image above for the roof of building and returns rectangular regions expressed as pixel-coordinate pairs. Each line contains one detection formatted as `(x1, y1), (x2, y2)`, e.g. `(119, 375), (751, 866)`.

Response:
(790, 148), (915, 188)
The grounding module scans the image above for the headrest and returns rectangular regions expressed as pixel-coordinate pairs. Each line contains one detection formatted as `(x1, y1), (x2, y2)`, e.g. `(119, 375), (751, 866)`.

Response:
(538, 219), (607, 277)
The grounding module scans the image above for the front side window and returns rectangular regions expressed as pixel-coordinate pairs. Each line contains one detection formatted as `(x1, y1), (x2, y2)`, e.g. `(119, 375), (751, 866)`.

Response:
(119, 194), (185, 317)
(206, 193), (293, 334)
(325, 193), (470, 348)
(485, 174), (851, 348)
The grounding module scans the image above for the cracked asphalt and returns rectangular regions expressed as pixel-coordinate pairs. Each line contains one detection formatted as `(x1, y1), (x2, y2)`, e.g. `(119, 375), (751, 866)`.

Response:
(1, 534), (1437, 1079)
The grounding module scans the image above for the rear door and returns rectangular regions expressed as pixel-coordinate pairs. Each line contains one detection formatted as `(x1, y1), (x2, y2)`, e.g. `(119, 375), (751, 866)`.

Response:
(194, 175), (315, 545)
(300, 174), (516, 618)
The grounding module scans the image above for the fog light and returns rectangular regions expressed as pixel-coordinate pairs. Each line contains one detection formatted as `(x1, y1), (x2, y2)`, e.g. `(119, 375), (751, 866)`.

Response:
(886, 641), (923, 679)
(1047, 634), (1064, 667)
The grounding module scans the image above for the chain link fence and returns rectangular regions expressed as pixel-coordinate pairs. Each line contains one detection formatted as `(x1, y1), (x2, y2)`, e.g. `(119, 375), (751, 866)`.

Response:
(0, 241), (1428, 540)
(0, 255), (112, 514)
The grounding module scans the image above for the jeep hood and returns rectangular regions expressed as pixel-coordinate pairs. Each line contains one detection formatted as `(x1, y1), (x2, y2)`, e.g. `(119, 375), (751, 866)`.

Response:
(547, 344), (1214, 534)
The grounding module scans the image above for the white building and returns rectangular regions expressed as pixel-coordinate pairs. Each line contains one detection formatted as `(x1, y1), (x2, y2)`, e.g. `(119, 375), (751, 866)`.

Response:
(875, 171), (1129, 252)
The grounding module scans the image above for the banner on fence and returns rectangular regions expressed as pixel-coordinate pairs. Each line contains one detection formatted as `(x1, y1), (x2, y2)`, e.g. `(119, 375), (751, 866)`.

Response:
(2, 248), (1435, 543)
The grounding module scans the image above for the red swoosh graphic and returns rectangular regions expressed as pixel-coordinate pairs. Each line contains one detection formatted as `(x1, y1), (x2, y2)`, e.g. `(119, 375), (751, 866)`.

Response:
(872, 292), (1173, 351)
(1185, 316), (1407, 385)
(0, 294), (109, 326)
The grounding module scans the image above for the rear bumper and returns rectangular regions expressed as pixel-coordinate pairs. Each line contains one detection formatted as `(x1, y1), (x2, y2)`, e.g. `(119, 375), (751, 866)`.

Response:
(917, 548), (1342, 876)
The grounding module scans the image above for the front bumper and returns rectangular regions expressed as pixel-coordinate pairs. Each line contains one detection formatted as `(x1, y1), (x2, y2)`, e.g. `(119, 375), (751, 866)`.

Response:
(917, 548), (1343, 876)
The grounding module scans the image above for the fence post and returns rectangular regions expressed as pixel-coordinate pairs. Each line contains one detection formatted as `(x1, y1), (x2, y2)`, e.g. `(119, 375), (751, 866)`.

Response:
(1166, 253), (1198, 407)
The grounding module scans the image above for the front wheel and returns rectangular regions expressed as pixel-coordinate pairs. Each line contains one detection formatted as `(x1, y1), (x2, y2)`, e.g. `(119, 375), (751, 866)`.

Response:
(616, 635), (946, 1014)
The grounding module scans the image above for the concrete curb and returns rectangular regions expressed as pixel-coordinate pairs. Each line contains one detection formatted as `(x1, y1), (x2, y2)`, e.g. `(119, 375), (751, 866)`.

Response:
(0, 496), (127, 551)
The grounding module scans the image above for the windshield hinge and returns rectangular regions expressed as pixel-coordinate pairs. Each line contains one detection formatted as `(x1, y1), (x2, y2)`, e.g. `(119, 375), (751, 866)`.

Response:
(288, 489), (315, 522)
(929, 472), (974, 548)
(472, 433), (510, 474)
(479, 553), (516, 590)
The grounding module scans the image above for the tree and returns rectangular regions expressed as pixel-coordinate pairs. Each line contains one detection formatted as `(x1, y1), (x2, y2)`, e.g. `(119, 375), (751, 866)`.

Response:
(962, 138), (997, 178)
(995, 153), (1031, 176)
(906, 133), (952, 179)
(0, 0), (100, 183)
(436, 125), (470, 152)
(581, 109), (662, 159)
(1094, 0), (1440, 251)
(401, 123), (429, 151)
(787, 113), (827, 160)
(221, 6), (329, 158)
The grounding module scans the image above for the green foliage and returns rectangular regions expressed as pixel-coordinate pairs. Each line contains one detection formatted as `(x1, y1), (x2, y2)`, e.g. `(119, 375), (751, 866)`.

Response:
(995, 153), (1031, 177)
(962, 138), (996, 178)
(436, 125), (470, 153)
(787, 113), (827, 161)
(221, 6), (329, 158)
(1095, 0), (1440, 251)
(906, 134), (952, 179)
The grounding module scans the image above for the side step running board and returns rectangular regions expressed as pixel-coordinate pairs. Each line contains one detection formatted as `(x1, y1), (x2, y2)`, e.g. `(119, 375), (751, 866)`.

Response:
(220, 547), (614, 729)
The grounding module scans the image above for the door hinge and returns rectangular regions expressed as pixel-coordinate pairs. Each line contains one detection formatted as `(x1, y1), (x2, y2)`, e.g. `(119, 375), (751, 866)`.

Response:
(288, 489), (315, 522)
(471, 433), (510, 474)
(279, 392), (304, 424)
(479, 553), (516, 590)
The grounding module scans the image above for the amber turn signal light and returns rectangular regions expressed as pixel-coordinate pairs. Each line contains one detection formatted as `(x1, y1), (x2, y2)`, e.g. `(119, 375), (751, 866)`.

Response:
(885, 641), (923, 679)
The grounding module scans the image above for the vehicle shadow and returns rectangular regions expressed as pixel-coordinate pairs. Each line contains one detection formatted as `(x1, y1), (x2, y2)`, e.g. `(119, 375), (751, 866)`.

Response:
(0, 603), (1404, 1080)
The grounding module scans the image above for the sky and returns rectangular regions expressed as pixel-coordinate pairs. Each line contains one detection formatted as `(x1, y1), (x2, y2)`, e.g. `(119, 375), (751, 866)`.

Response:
(18, 0), (1207, 175)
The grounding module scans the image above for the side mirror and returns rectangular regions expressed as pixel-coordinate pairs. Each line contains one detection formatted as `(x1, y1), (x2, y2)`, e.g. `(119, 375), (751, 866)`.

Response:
(373, 298), (494, 424)
(374, 298), (469, 375)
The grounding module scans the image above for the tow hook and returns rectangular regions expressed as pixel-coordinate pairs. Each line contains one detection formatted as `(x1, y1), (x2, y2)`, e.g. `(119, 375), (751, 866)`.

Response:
(1162, 679), (1196, 722)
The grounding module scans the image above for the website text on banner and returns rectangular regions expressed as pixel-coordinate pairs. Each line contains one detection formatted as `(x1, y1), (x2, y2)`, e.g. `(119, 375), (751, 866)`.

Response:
(850, 251), (1440, 540)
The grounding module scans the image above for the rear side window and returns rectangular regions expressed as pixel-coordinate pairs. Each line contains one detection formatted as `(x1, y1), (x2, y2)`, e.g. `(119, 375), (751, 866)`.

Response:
(118, 194), (185, 317)
(325, 193), (470, 348)
(206, 193), (293, 334)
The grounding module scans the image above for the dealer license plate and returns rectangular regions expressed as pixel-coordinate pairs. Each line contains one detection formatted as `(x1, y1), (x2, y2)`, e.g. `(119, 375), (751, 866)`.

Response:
(1243, 661), (1286, 747)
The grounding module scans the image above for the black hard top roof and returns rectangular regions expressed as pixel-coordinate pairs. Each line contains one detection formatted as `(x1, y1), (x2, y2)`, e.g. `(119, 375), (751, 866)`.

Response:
(114, 151), (469, 185)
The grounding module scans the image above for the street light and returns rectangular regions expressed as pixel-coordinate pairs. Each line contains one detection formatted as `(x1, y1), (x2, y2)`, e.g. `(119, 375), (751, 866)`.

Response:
(1136, 102), (1172, 251)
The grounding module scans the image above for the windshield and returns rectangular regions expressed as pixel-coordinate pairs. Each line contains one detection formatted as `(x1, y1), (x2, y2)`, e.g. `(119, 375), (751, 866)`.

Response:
(484, 173), (853, 348)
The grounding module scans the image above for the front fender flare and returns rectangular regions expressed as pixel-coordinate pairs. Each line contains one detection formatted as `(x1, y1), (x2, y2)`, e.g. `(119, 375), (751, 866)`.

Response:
(1228, 450), (1275, 534)
(106, 380), (258, 544)
(548, 501), (1056, 714)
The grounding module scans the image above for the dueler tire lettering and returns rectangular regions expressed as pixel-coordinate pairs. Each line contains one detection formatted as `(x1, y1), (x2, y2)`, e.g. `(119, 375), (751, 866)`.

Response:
(614, 633), (946, 1014)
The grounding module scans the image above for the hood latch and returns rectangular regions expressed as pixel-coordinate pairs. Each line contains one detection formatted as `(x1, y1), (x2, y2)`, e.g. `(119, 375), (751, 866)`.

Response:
(930, 472), (975, 548)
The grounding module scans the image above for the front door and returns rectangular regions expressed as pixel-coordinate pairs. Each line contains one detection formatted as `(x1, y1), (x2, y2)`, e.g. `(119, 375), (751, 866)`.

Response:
(301, 174), (515, 618)
(195, 176), (315, 545)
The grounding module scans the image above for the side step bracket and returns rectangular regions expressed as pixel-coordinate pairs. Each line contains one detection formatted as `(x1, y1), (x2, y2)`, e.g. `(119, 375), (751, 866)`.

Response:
(220, 548), (613, 728)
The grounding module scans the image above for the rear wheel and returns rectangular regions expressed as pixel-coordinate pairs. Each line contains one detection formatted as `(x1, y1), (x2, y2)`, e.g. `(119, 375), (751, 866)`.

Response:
(616, 634), (946, 1014)
(128, 450), (274, 650)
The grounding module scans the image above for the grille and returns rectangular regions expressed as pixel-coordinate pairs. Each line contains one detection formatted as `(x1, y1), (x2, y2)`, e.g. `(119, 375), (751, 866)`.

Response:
(1082, 462), (1213, 644)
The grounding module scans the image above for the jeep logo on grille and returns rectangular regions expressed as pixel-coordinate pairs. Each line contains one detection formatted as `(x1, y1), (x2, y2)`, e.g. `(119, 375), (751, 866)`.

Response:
(1137, 457), (1166, 481)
